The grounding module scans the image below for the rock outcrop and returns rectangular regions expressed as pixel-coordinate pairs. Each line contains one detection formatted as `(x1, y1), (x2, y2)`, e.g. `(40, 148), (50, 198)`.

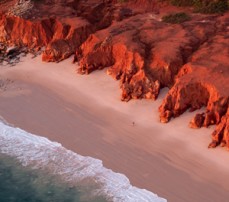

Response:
(76, 14), (217, 101)
(210, 109), (229, 148)
(75, 8), (229, 148)
(0, 13), (93, 62)
(0, 0), (119, 62)
(0, 0), (228, 150)
(159, 32), (229, 147)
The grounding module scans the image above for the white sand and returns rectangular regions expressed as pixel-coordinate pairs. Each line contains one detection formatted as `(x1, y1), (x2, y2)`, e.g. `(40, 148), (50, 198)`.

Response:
(0, 55), (229, 202)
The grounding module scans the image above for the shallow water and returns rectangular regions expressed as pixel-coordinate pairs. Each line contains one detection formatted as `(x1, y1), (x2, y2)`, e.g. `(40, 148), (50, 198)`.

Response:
(0, 154), (107, 202)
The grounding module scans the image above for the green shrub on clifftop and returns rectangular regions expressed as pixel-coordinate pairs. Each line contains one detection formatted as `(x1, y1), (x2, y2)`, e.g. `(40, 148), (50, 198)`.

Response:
(195, 0), (228, 13)
(162, 12), (191, 24)
(170, 0), (195, 7)
(168, 0), (229, 13)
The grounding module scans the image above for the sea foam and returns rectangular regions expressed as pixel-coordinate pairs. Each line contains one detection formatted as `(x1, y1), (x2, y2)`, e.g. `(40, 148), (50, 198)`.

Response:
(0, 121), (167, 202)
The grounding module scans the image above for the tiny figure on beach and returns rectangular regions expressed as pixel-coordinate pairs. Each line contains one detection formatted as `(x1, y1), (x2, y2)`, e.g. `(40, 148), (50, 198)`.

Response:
(132, 121), (135, 126)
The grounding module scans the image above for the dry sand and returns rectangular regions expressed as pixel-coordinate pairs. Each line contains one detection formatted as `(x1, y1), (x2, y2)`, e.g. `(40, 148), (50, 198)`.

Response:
(0, 55), (229, 202)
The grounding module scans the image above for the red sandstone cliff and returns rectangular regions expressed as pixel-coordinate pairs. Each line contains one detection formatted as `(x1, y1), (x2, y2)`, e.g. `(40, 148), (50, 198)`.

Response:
(159, 33), (229, 148)
(0, 0), (228, 150)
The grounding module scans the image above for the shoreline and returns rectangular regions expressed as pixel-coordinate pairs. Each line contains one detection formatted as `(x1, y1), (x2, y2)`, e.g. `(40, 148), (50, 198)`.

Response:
(1, 55), (229, 202)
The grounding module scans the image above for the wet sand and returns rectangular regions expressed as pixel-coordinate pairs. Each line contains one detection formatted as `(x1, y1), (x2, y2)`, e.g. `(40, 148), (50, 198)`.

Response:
(0, 55), (229, 202)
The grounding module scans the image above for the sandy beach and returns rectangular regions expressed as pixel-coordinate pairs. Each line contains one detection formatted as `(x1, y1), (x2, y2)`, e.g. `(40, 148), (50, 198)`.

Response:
(0, 55), (229, 202)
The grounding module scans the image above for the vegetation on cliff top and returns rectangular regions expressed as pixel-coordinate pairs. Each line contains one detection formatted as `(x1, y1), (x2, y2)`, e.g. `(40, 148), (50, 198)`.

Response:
(162, 12), (191, 23)
(168, 0), (229, 13)
(119, 0), (228, 13)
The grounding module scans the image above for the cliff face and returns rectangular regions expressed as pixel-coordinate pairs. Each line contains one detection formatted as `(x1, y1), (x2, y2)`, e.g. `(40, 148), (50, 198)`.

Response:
(210, 108), (229, 148)
(164, 37), (229, 147)
(159, 14), (229, 148)
(0, 15), (93, 62)
(0, 15), (52, 47)
(0, 0), (119, 62)
(0, 0), (228, 149)
(75, 14), (217, 101)
(159, 35), (229, 124)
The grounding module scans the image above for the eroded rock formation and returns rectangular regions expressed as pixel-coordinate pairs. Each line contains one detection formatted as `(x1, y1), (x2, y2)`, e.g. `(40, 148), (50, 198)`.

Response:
(210, 109), (229, 148)
(0, 0), (119, 62)
(159, 32), (229, 147)
(0, 0), (228, 149)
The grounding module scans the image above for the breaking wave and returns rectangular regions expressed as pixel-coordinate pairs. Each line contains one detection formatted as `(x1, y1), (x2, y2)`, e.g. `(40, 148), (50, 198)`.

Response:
(0, 121), (166, 202)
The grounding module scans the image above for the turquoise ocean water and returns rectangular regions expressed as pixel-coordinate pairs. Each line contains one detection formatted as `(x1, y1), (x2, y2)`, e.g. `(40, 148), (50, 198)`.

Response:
(0, 121), (166, 202)
(0, 153), (107, 202)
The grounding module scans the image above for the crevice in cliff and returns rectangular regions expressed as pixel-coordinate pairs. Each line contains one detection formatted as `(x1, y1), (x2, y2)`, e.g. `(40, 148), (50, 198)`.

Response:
(159, 82), (210, 122)
(209, 107), (229, 148)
